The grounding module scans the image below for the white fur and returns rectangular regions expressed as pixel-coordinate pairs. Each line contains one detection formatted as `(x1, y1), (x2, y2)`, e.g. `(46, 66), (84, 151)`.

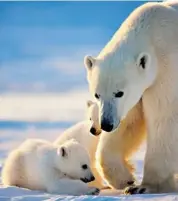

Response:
(85, 1), (178, 194)
(54, 101), (104, 188)
(1, 138), (99, 195)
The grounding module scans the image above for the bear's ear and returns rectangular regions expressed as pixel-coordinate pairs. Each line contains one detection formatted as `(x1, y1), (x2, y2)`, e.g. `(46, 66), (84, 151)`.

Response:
(58, 146), (67, 158)
(137, 52), (150, 70)
(84, 55), (95, 71)
(87, 100), (94, 108)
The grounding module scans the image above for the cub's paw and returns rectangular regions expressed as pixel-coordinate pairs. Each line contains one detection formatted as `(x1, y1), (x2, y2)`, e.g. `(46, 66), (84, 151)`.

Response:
(86, 187), (100, 195)
(125, 185), (151, 195)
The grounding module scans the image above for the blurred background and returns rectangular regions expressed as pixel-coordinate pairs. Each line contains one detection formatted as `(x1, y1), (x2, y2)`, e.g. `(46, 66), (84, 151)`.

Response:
(0, 1), (145, 160)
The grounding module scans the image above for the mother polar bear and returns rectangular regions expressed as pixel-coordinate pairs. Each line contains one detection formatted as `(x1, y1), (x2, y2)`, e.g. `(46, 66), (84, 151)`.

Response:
(84, 1), (178, 194)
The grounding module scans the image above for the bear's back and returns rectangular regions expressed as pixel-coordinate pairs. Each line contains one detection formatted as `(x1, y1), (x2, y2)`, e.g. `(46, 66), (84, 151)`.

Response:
(164, 1), (178, 12)
(54, 121), (99, 154)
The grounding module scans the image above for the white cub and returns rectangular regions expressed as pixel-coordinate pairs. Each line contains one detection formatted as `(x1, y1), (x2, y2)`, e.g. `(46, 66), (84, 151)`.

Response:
(54, 100), (104, 188)
(2, 138), (99, 195)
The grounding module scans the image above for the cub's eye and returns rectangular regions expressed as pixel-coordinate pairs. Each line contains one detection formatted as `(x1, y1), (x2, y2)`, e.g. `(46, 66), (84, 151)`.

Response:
(90, 118), (92, 121)
(115, 91), (124, 98)
(95, 93), (100, 99)
(82, 164), (88, 170)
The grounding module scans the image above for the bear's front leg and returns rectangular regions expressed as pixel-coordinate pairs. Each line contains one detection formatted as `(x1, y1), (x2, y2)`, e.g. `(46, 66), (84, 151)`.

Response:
(96, 100), (146, 189)
(125, 117), (178, 194)
(96, 143), (135, 189)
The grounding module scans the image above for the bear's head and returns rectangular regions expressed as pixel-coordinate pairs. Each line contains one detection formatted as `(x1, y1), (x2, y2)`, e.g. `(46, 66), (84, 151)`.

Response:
(56, 139), (95, 183)
(84, 3), (160, 132)
(86, 100), (102, 136)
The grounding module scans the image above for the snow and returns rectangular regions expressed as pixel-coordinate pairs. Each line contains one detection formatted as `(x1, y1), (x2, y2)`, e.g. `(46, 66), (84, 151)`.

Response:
(0, 124), (178, 200)
(1, 0), (178, 199)
(0, 94), (177, 200)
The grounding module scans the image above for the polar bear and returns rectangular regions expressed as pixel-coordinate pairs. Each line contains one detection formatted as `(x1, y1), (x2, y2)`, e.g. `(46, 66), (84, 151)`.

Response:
(84, 1), (178, 194)
(54, 100), (104, 188)
(1, 138), (100, 195)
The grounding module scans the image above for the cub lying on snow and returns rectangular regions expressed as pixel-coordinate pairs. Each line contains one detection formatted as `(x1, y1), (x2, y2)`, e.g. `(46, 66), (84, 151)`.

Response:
(54, 100), (105, 189)
(2, 138), (100, 196)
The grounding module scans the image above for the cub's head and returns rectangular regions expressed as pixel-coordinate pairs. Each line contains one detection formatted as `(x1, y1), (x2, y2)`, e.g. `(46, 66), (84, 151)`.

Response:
(56, 139), (95, 183)
(86, 100), (102, 136)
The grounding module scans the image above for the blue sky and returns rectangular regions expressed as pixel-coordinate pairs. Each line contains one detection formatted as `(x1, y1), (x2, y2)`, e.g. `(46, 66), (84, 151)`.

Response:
(0, 2), (145, 93)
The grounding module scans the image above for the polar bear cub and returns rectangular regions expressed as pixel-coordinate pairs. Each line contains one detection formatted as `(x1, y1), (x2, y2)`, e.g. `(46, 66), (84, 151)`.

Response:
(54, 100), (101, 150)
(2, 138), (99, 195)
(54, 100), (104, 188)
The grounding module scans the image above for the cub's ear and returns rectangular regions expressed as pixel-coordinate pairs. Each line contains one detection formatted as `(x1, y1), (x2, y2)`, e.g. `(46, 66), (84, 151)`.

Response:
(84, 55), (95, 70)
(58, 146), (67, 158)
(136, 52), (151, 70)
(87, 100), (94, 108)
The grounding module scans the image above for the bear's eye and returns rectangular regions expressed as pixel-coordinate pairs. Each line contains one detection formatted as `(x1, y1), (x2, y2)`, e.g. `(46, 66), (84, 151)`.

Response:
(82, 164), (88, 170)
(114, 91), (124, 98)
(140, 56), (146, 69)
(90, 118), (92, 121)
(95, 93), (100, 99)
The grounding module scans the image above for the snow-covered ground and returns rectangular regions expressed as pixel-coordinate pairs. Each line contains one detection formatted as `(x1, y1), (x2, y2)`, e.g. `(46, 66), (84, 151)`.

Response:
(1, 2), (178, 199)
(0, 93), (178, 200)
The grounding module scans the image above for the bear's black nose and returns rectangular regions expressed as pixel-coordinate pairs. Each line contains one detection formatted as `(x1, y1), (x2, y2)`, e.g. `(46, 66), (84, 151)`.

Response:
(101, 121), (113, 132)
(90, 175), (95, 182)
(90, 127), (96, 135)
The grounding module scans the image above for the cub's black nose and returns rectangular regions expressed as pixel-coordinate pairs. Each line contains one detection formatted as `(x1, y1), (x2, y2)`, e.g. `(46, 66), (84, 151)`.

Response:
(101, 121), (113, 132)
(90, 127), (96, 135)
(80, 175), (95, 183)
